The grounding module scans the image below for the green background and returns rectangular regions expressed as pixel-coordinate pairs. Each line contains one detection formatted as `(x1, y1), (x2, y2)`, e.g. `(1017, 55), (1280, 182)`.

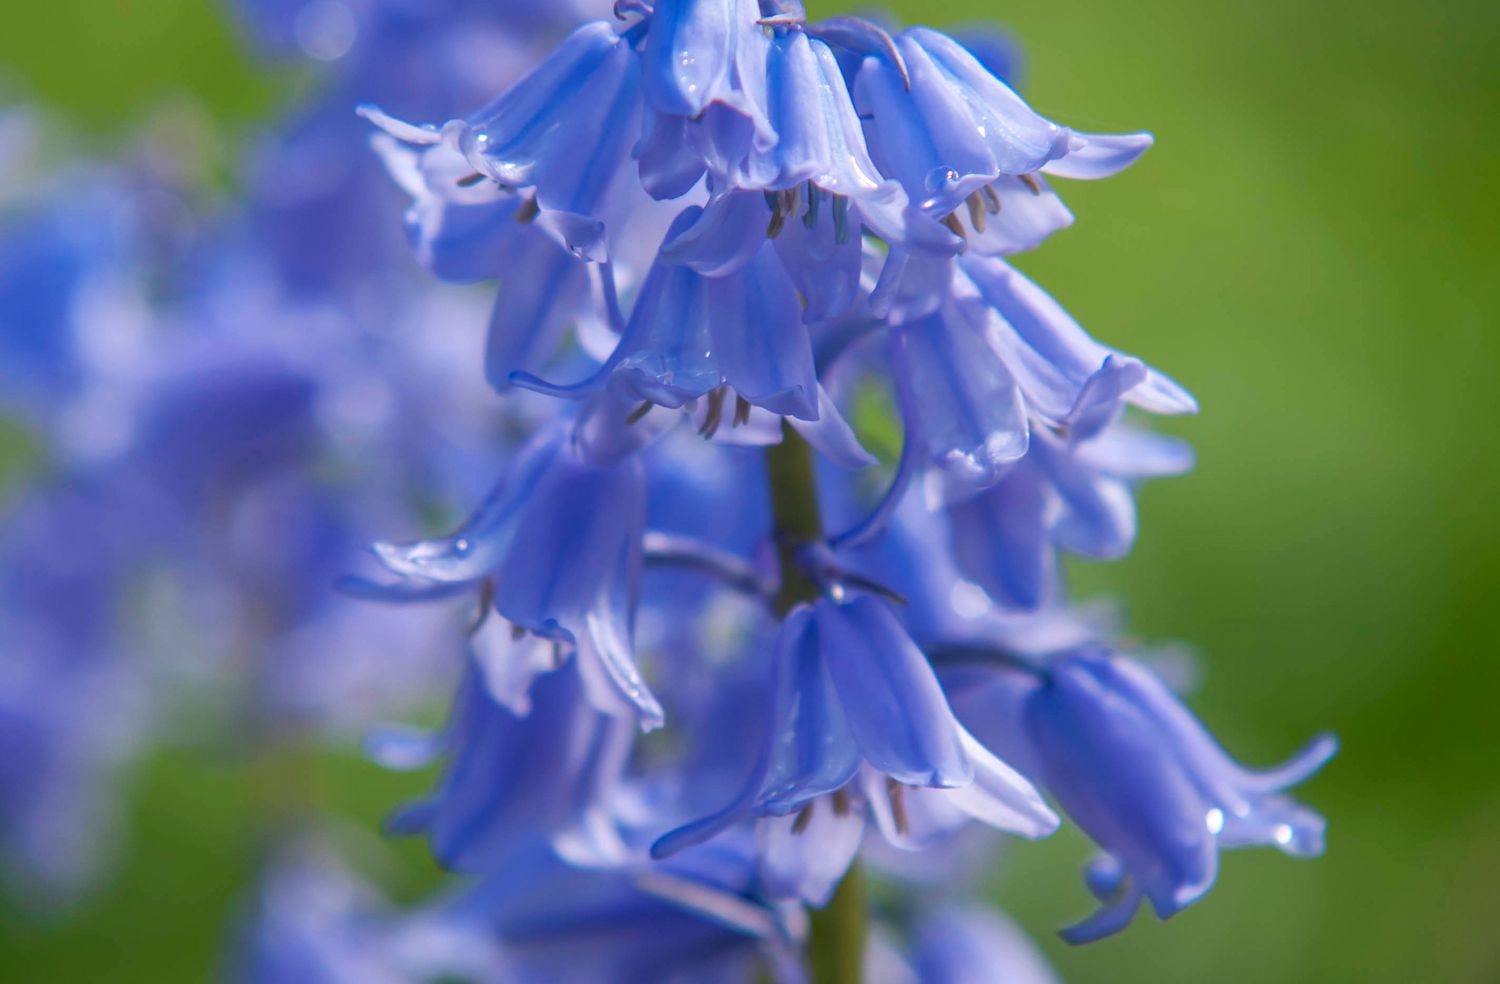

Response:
(2, 0), (1497, 980)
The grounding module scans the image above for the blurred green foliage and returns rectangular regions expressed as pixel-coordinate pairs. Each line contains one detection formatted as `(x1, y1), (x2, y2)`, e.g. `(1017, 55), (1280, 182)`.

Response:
(1, 0), (1497, 980)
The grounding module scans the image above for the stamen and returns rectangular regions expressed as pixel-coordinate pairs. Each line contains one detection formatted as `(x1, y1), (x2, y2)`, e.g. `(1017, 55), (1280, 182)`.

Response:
(803, 183), (821, 229)
(791, 801), (815, 835)
(766, 188), (799, 239)
(510, 621), (526, 641)
(456, 173), (487, 188)
(831, 787), (851, 817)
(941, 212), (967, 241)
(832, 194), (851, 245)
(887, 777), (910, 836)
(699, 387), (728, 438)
(514, 194), (540, 224)
(966, 191), (988, 234)
(551, 641), (564, 669)
(1020, 172), (1042, 195)
(733, 394), (752, 428)
(626, 400), (654, 425)
(982, 184), (1002, 214)
(468, 578), (495, 636)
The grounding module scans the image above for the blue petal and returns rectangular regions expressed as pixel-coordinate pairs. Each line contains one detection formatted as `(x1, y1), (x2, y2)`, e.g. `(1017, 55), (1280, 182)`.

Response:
(1041, 131), (1154, 180)
(788, 385), (879, 469)
(641, 0), (771, 138)
(660, 195), (766, 277)
(816, 596), (973, 788)
(1030, 434), (1138, 560)
(484, 238), (594, 390)
(706, 243), (818, 419)
(947, 467), (1058, 610)
(371, 432), (563, 583)
(961, 254), (1196, 420)
(1026, 655), (1219, 923)
(895, 305), (1029, 488)
(636, 112), (707, 201)
(756, 607), (863, 813)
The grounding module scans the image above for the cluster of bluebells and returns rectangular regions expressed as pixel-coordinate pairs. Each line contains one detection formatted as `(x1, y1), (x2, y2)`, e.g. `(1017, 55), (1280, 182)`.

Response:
(0, 0), (1335, 978)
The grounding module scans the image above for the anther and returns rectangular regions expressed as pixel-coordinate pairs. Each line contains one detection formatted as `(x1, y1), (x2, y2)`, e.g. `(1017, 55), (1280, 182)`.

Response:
(626, 400), (654, 425)
(982, 184), (1002, 214)
(510, 621), (527, 641)
(791, 801), (815, 835)
(804, 183), (821, 229)
(832, 194), (851, 245)
(1019, 172), (1042, 195)
(941, 212), (967, 241)
(468, 579), (495, 636)
(514, 194), (540, 224)
(887, 777), (910, 836)
(699, 387), (728, 438)
(965, 191), (988, 234)
(831, 787), (851, 817)
(733, 394), (752, 428)
(766, 188), (799, 239)
(457, 173), (486, 188)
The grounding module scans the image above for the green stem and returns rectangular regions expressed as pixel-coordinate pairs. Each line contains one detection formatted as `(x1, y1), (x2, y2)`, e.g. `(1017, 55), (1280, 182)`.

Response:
(808, 862), (868, 984)
(766, 422), (824, 614)
(764, 423), (867, 983)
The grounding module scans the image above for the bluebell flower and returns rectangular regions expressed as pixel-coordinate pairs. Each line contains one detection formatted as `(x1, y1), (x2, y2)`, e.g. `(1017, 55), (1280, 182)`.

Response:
(956, 647), (1336, 943)
(363, 20), (642, 259)
(646, 24), (959, 274)
(958, 254), (1197, 430)
(654, 592), (1057, 904)
(234, 841), (504, 984)
(854, 26), (1155, 218)
(446, 832), (808, 984)
(517, 207), (818, 420)
(944, 420), (1195, 610)
(868, 905), (1059, 984)
(638, 0), (773, 133)
(371, 662), (634, 871)
(367, 416), (663, 728)
(0, 488), (144, 901)
(833, 480), (1117, 657)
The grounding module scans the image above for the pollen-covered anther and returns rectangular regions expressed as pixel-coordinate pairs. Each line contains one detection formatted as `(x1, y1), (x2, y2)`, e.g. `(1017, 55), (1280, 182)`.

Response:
(887, 777), (911, 836)
(733, 394), (752, 428)
(831, 786), (851, 817)
(832, 194), (851, 245)
(803, 183), (821, 229)
(625, 400), (654, 425)
(698, 387), (729, 438)
(514, 194), (540, 224)
(456, 172), (487, 188)
(965, 191), (989, 234)
(1019, 172), (1043, 195)
(765, 188), (801, 239)
(981, 184), (1002, 214)
(940, 212), (967, 242)
(791, 801), (815, 835)
(468, 578), (496, 636)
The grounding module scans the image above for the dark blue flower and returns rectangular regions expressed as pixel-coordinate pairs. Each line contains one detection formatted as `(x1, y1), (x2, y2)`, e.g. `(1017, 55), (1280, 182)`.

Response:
(945, 421), (1195, 610)
(372, 663), (634, 872)
(448, 833), (807, 984)
(958, 647), (1336, 943)
(369, 417), (663, 728)
(854, 26), (1155, 218)
(362, 20), (642, 258)
(654, 593), (1056, 903)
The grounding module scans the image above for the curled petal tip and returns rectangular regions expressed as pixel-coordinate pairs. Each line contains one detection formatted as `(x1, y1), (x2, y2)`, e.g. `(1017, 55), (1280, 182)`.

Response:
(356, 104), (440, 145)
